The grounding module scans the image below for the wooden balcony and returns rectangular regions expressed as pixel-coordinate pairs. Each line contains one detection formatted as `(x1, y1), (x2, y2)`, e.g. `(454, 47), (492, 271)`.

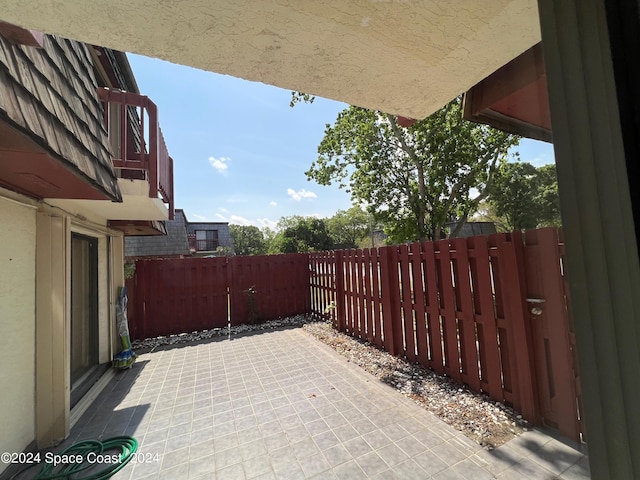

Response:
(97, 87), (175, 221)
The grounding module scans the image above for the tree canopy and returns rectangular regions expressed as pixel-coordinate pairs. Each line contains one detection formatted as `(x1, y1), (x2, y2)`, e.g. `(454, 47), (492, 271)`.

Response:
(325, 206), (371, 249)
(268, 216), (333, 254)
(229, 225), (267, 256)
(299, 97), (519, 242)
(230, 207), (375, 255)
(485, 162), (561, 230)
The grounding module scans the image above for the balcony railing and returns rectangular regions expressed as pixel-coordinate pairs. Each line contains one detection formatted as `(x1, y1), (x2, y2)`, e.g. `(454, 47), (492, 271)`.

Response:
(188, 236), (219, 252)
(97, 87), (174, 220)
(195, 239), (219, 252)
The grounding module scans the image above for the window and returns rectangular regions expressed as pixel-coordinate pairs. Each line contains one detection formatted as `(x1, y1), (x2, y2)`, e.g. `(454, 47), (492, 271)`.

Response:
(195, 229), (218, 251)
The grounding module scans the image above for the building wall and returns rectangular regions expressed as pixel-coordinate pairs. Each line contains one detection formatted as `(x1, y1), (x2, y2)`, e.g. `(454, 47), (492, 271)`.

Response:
(35, 212), (69, 447)
(0, 196), (37, 474)
(34, 211), (122, 447)
(0, 26), (151, 461)
(0, 188), (125, 461)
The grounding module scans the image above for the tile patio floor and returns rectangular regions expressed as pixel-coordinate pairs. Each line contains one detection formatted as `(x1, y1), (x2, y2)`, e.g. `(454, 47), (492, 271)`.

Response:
(64, 327), (589, 479)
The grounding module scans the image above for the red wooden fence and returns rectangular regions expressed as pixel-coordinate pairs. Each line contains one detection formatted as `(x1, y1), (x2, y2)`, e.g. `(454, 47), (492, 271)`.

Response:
(518, 229), (584, 440)
(127, 228), (581, 442)
(129, 257), (229, 340)
(309, 251), (337, 325)
(129, 254), (310, 340)
(229, 254), (310, 326)
(310, 228), (583, 442)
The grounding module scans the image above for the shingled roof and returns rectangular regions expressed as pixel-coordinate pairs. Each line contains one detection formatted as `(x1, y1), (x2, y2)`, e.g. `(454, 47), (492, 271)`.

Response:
(125, 209), (191, 258)
(0, 34), (121, 200)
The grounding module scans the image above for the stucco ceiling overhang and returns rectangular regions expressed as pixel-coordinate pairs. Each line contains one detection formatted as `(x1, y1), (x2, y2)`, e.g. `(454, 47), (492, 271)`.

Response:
(0, 1), (541, 119)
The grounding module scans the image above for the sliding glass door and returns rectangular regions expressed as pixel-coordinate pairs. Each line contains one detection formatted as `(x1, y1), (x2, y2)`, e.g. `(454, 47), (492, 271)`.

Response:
(70, 233), (99, 406)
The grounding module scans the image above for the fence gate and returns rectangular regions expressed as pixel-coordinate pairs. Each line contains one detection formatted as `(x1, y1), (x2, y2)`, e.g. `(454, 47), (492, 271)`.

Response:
(517, 229), (585, 441)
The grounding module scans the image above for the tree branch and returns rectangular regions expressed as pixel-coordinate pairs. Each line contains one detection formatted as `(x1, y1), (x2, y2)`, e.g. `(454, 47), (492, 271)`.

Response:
(387, 114), (431, 239)
(446, 149), (502, 238)
(474, 149), (501, 203)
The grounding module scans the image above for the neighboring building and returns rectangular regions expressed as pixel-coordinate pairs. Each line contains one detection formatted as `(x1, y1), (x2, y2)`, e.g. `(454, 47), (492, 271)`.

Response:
(445, 221), (497, 238)
(125, 209), (190, 259)
(369, 229), (388, 248)
(186, 215), (234, 256)
(0, 22), (175, 463)
(124, 209), (235, 259)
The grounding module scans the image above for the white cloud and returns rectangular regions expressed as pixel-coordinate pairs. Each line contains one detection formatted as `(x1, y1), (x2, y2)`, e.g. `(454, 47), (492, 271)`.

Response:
(287, 188), (317, 201)
(208, 156), (230, 174)
(191, 213), (207, 221)
(269, 201), (277, 206)
(257, 218), (278, 229)
(230, 215), (252, 226)
(215, 213), (227, 221)
(529, 155), (554, 167)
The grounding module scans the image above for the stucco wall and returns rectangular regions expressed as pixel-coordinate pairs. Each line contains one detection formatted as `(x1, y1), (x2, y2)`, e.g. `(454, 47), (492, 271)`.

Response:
(0, 197), (36, 472)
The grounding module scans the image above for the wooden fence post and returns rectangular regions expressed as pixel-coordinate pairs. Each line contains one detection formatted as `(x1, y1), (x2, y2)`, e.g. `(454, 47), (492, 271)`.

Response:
(436, 239), (462, 382)
(304, 252), (312, 315)
(380, 246), (402, 356)
(335, 250), (346, 332)
(450, 237), (481, 393)
(423, 241), (443, 374)
(410, 242), (429, 367)
(524, 228), (581, 441)
(499, 232), (540, 425)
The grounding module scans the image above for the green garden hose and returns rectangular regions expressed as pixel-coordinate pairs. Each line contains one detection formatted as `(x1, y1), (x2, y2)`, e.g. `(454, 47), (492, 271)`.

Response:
(10, 436), (138, 480)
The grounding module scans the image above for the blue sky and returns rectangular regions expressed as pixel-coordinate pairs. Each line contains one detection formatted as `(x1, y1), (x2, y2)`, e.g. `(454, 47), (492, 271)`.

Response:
(128, 53), (555, 230)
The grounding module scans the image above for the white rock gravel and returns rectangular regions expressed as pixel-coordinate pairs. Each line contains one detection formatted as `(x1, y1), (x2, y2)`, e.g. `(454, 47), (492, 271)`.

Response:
(302, 318), (529, 449)
(131, 314), (528, 448)
(131, 314), (311, 351)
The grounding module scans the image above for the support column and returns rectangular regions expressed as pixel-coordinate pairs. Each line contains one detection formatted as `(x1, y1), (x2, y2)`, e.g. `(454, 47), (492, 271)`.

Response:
(35, 213), (70, 447)
(538, 0), (640, 477)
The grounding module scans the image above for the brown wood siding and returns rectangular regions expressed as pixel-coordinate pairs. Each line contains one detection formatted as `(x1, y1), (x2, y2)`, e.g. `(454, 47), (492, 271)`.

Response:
(0, 33), (120, 200)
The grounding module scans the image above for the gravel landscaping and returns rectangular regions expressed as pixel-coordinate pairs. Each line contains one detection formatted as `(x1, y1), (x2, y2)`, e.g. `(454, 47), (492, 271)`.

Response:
(132, 314), (528, 449)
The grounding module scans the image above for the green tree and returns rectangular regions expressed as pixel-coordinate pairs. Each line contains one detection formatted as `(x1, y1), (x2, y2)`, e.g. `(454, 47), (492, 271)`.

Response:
(296, 96), (519, 242)
(229, 224), (267, 256)
(486, 162), (539, 230)
(326, 206), (370, 249)
(535, 164), (562, 227)
(472, 201), (511, 233)
(268, 216), (333, 253)
(487, 162), (561, 230)
(261, 226), (277, 253)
